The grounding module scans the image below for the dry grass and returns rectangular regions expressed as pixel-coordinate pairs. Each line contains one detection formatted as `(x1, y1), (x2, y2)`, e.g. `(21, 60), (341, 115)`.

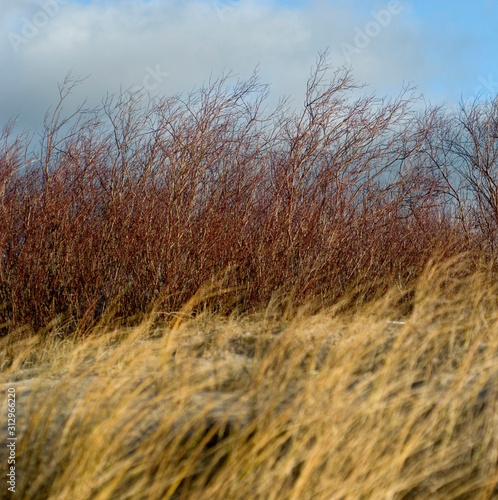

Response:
(1, 257), (498, 499)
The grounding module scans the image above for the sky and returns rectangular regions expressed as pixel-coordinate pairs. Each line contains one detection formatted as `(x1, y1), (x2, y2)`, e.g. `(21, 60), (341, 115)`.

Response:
(1, 0), (497, 133)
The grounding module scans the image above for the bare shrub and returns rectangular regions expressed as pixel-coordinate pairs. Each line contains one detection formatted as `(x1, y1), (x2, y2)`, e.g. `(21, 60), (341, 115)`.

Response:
(0, 54), (489, 334)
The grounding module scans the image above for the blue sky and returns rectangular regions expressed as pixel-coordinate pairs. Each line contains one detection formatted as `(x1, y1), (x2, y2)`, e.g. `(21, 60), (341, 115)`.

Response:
(1, 0), (497, 131)
(409, 0), (497, 97)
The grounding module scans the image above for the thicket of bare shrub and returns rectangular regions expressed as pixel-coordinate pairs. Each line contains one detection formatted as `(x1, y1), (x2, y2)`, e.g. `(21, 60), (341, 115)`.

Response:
(0, 53), (497, 334)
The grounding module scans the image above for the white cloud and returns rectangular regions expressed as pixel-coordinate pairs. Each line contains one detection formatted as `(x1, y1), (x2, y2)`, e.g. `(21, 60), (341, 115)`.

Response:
(0, 0), (472, 131)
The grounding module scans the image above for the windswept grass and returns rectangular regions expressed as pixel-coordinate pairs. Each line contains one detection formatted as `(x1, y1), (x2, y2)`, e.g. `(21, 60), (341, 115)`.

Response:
(2, 257), (498, 499)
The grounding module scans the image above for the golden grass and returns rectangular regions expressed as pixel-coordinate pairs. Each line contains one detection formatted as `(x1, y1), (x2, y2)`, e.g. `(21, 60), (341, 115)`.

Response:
(1, 257), (498, 499)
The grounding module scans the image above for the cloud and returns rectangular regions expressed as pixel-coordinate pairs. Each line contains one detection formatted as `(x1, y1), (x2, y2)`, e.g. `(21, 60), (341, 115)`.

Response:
(0, 0), (480, 132)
